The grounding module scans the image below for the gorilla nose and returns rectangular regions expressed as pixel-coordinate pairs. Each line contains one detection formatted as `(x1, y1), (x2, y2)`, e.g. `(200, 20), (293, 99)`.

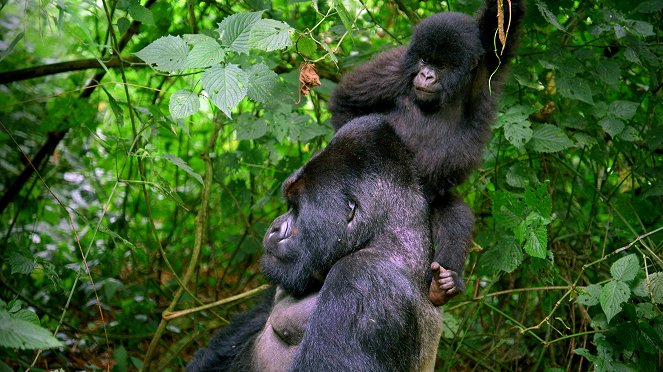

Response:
(269, 218), (291, 242)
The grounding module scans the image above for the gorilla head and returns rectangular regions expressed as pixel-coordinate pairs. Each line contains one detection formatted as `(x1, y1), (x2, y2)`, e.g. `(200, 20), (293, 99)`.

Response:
(261, 114), (422, 297)
(404, 12), (483, 106)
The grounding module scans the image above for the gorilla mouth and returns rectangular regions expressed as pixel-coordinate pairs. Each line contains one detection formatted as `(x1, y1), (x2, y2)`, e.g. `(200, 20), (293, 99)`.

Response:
(415, 87), (440, 94)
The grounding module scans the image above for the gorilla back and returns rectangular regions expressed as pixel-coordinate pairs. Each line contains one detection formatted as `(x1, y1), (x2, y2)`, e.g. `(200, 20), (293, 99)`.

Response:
(189, 115), (441, 371)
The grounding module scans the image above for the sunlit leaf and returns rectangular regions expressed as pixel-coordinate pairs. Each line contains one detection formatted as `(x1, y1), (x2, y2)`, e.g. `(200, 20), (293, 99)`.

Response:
(246, 63), (277, 102)
(185, 39), (225, 68)
(249, 19), (293, 52)
(216, 11), (263, 55)
(169, 90), (200, 119)
(0, 311), (62, 350)
(201, 64), (248, 118)
(610, 254), (639, 282)
(134, 35), (188, 73)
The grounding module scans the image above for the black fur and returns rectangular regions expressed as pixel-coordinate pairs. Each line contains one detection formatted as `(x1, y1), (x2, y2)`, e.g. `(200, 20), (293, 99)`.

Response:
(188, 115), (441, 371)
(328, 0), (525, 297)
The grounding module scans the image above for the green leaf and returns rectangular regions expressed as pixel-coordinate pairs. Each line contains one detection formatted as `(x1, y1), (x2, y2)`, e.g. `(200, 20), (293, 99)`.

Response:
(216, 11), (263, 55)
(556, 76), (594, 104)
(492, 190), (525, 229)
(102, 86), (125, 127)
(573, 133), (598, 149)
(202, 64), (248, 118)
(161, 154), (204, 185)
(610, 254), (639, 282)
(535, 1), (566, 31)
(246, 63), (277, 102)
(169, 90), (200, 119)
(8, 253), (35, 275)
(595, 61), (620, 86)
(333, 0), (354, 32)
(185, 39), (225, 68)
(12, 309), (40, 326)
(608, 100), (639, 120)
(635, 1), (663, 13)
(114, 344), (129, 372)
(134, 35), (188, 73)
(236, 118), (267, 140)
(0, 311), (62, 350)
(628, 20), (654, 37)
(117, 17), (130, 34)
(529, 124), (574, 153)
(0, 32), (23, 63)
(577, 284), (601, 306)
(249, 19), (293, 52)
(524, 183), (552, 221)
(574, 348), (597, 362)
(128, 4), (154, 25)
(599, 280), (630, 323)
(599, 117), (624, 138)
(503, 119), (532, 150)
(650, 272), (663, 304)
(478, 236), (523, 274)
(523, 223), (548, 259)
(297, 37), (317, 56)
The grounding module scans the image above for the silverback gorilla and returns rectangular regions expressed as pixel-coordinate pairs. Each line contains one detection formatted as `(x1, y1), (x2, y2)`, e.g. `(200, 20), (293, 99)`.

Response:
(188, 115), (441, 371)
(329, 0), (525, 305)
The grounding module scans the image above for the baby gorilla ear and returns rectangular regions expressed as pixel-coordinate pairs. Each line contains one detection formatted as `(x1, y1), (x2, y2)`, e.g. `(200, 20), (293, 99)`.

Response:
(347, 200), (357, 223)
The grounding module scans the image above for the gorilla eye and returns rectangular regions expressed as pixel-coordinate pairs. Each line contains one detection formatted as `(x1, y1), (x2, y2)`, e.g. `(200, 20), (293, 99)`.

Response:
(347, 200), (357, 223)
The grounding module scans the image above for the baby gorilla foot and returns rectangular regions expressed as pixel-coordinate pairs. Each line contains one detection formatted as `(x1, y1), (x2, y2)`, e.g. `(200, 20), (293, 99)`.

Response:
(429, 262), (460, 306)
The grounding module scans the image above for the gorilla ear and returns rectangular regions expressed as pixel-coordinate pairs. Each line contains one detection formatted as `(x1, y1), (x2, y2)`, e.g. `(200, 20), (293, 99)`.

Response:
(347, 200), (357, 223)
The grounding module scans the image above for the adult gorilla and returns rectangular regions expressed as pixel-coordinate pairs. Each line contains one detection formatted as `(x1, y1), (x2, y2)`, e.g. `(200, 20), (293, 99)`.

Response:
(329, 0), (525, 305)
(188, 115), (441, 371)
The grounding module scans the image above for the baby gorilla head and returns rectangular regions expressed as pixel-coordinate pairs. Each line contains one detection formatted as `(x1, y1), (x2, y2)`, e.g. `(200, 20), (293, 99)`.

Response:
(405, 12), (483, 106)
(261, 114), (419, 297)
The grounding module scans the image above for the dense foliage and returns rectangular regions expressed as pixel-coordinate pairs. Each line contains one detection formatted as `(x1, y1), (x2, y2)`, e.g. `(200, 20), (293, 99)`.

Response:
(0, 0), (661, 370)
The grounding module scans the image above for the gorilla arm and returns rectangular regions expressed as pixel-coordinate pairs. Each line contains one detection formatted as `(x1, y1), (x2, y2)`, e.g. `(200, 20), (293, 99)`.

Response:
(328, 47), (408, 130)
(288, 245), (438, 372)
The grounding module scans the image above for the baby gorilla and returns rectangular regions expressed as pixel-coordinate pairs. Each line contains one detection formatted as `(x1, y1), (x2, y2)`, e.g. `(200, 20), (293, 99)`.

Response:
(329, 0), (525, 305)
(188, 115), (441, 371)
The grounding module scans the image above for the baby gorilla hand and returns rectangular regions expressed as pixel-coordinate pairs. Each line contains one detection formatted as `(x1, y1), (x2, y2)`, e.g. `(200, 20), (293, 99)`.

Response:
(429, 262), (460, 306)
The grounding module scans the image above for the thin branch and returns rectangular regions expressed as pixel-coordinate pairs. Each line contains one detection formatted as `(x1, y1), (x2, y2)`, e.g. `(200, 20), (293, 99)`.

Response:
(0, 55), (144, 84)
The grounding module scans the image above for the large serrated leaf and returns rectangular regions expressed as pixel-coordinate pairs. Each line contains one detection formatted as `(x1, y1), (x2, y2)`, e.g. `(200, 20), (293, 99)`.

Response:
(556, 76), (594, 104)
(504, 120), (532, 150)
(134, 35), (188, 73)
(523, 224), (548, 259)
(529, 124), (574, 153)
(162, 154), (203, 185)
(535, 1), (566, 32)
(599, 117), (625, 138)
(249, 19), (293, 52)
(0, 311), (62, 350)
(185, 39), (225, 68)
(610, 254), (639, 282)
(202, 64), (248, 118)
(599, 280), (630, 323)
(216, 11), (263, 55)
(478, 235), (523, 274)
(650, 272), (663, 304)
(524, 183), (552, 220)
(236, 118), (268, 140)
(608, 100), (639, 120)
(8, 253), (35, 275)
(246, 63), (277, 102)
(577, 284), (601, 306)
(333, 0), (354, 32)
(169, 90), (200, 119)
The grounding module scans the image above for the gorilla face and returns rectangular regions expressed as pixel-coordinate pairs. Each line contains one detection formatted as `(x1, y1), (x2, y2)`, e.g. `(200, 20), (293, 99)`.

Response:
(261, 178), (360, 296)
(405, 12), (483, 106)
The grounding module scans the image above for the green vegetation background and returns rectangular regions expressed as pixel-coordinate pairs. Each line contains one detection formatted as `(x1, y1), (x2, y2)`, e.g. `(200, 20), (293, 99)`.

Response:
(0, 0), (661, 370)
